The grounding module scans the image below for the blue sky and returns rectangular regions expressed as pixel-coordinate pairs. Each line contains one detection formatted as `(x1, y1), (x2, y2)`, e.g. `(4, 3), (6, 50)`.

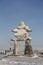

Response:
(0, 0), (43, 51)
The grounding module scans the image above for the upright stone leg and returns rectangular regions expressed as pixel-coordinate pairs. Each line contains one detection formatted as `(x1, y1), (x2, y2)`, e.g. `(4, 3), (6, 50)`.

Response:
(24, 39), (33, 56)
(15, 40), (20, 55)
(13, 42), (16, 54)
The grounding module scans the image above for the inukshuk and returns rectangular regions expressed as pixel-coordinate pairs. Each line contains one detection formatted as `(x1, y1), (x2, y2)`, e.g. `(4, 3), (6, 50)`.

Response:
(11, 22), (33, 56)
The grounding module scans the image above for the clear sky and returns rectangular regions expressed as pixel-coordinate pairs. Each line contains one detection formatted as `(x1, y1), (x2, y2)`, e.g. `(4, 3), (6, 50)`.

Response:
(0, 0), (43, 51)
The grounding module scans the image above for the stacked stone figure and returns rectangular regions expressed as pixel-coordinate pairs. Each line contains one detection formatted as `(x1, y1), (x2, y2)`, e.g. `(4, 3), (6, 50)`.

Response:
(11, 21), (33, 56)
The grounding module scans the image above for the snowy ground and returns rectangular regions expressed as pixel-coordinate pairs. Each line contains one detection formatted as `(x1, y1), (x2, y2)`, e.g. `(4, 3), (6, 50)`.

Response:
(0, 56), (43, 65)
